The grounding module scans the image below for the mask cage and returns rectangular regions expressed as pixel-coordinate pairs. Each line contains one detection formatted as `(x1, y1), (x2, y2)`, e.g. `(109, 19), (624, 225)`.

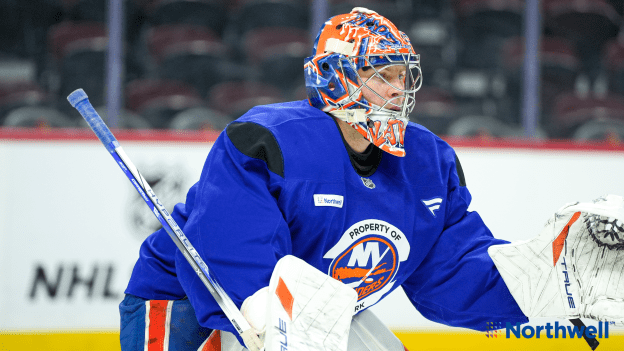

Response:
(339, 53), (422, 119)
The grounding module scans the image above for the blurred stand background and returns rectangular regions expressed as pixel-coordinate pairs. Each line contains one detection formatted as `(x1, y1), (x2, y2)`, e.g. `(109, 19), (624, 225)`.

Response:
(0, 0), (623, 141)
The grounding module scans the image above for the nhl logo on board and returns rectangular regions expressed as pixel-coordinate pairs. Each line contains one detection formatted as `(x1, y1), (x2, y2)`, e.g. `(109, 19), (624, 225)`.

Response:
(127, 164), (189, 240)
(361, 177), (375, 189)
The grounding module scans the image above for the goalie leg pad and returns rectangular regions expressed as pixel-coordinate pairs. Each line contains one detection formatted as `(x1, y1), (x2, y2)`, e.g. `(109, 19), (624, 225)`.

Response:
(197, 330), (247, 351)
(210, 309), (405, 351)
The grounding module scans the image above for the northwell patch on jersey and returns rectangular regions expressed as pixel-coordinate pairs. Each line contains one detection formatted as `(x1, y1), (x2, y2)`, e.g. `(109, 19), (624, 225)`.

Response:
(422, 198), (443, 216)
(313, 194), (344, 208)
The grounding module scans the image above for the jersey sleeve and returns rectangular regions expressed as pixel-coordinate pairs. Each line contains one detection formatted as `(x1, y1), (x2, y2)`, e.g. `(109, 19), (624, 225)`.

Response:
(401, 151), (528, 330)
(125, 182), (200, 300)
(174, 122), (290, 340)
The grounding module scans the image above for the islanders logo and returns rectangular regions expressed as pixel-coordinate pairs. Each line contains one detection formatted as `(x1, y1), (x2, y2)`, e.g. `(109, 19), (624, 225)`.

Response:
(324, 219), (410, 312)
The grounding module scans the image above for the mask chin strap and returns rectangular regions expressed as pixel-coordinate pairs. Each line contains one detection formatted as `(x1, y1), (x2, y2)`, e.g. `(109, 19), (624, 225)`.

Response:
(330, 109), (368, 123)
(331, 106), (406, 124)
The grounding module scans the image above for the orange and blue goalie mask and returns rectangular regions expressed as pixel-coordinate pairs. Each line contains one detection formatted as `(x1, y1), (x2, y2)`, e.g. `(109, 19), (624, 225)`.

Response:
(305, 8), (422, 157)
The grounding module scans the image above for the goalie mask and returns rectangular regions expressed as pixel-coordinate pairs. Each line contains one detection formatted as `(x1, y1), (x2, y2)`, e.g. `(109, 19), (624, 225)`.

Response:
(305, 7), (422, 157)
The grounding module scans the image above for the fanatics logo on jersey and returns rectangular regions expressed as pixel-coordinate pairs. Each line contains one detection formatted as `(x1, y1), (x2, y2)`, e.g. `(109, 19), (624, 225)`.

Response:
(323, 219), (411, 313)
(313, 194), (344, 208)
(361, 177), (375, 189)
(422, 197), (443, 217)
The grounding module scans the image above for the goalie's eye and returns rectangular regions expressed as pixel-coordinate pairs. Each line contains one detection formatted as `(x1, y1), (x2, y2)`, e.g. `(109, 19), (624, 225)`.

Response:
(374, 72), (388, 81)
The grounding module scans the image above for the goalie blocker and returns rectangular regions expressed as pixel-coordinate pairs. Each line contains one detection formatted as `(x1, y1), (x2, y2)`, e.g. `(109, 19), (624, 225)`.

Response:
(488, 194), (624, 325)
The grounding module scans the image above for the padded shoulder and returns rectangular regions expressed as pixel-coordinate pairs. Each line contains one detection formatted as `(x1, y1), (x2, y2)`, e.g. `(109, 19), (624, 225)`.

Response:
(226, 122), (285, 178)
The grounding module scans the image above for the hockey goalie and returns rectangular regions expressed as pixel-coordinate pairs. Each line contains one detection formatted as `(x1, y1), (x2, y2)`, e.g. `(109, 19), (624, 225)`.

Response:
(117, 6), (624, 351)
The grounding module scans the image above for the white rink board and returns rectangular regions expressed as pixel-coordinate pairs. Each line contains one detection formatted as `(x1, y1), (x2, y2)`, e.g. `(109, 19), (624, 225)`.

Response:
(0, 139), (211, 330)
(1, 139), (623, 330)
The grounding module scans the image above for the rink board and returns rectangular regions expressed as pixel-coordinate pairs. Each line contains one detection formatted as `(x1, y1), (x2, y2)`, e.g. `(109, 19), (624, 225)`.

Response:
(1, 128), (623, 350)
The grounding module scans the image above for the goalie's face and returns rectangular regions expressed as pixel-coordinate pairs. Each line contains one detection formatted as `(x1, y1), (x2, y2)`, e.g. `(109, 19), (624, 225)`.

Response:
(357, 65), (407, 111)
(304, 8), (422, 156)
(341, 63), (417, 157)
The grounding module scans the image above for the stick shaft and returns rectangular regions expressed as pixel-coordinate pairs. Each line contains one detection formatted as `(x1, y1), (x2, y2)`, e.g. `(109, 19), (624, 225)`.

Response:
(67, 89), (260, 349)
(570, 318), (599, 350)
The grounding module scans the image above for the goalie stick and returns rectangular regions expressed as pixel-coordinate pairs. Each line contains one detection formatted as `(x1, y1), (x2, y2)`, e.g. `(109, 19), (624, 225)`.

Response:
(67, 89), (263, 351)
(570, 318), (599, 350)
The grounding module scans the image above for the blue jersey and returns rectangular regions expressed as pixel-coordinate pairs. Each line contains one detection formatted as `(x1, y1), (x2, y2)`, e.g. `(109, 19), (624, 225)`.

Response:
(125, 100), (527, 338)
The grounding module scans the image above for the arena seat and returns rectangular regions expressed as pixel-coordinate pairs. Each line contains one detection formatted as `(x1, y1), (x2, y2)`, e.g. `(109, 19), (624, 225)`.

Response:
(449, 69), (511, 125)
(67, 0), (107, 22)
(1, 0), (67, 63)
(232, 0), (309, 37)
(572, 118), (624, 142)
(169, 106), (230, 131)
(608, 0), (624, 15)
(410, 19), (453, 78)
(410, 87), (457, 136)
(147, 0), (228, 38)
(502, 36), (581, 125)
(447, 114), (549, 139)
(63, 0), (143, 54)
(80, 106), (153, 129)
(207, 81), (285, 120)
(454, 0), (524, 69)
(242, 27), (310, 91)
(0, 1), (25, 57)
(125, 79), (204, 128)
(47, 20), (107, 66)
(3, 106), (75, 128)
(543, 0), (620, 74)
(446, 115), (519, 138)
(147, 24), (231, 96)
(551, 93), (624, 138)
(604, 39), (624, 95)
(48, 21), (108, 108)
(0, 82), (50, 124)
